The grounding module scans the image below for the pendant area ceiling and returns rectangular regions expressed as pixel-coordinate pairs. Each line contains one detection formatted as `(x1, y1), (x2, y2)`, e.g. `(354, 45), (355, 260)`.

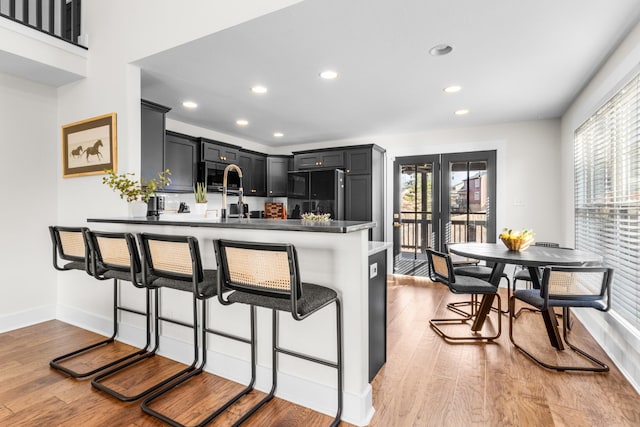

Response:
(137, 0), (640, 147)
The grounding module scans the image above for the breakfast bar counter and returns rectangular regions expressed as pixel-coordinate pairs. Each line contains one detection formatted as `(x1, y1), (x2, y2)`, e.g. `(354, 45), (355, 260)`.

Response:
(87, 216), (377, 426)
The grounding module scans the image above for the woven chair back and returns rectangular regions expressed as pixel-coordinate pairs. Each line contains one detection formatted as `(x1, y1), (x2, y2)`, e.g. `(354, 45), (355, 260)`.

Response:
(139, 233), (203, 283)
(86, 231), (140, 273)
(542, 266), (612, 301)
(215, 239), (302, 299)
(426, 249), (454, 284)
(51, 226), (87, 262)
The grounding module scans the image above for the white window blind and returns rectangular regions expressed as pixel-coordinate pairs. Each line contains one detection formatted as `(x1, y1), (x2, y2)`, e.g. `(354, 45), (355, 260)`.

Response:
(574, 73), (640, 333)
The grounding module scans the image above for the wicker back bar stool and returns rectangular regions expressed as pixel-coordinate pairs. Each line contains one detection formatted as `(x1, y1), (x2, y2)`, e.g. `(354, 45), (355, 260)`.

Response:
(49, 226), (151, 378)
(213, 239), (343, 427)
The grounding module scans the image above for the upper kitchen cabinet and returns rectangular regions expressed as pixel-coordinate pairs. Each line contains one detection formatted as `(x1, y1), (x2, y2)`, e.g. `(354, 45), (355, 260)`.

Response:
(345, 147), (372, 175)
(293, 149), (345, 170)
(199, 137), (240, 164)
(164, 131), (199, 192)
(141, 99), (171, 183)
(238, 150), (267, 196)
(267, 155), (291, 197)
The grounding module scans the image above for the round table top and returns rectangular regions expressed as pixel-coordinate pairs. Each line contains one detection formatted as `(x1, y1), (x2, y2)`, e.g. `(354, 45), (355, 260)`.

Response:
(448, 242), (602, 267)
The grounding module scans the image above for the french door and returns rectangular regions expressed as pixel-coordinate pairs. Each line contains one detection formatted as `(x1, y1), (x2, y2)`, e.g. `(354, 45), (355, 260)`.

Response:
(393, 150), (496, 274)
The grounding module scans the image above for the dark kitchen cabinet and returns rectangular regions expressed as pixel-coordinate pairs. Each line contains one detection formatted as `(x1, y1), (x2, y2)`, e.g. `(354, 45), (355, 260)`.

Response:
(344, 145), (386, 241)
(293, 150), (344, 170)
(239, 150), (267, 196)
(346, 174), (372, 221)
(141, 99), (170, 183)
(267, 155), (290, 196)
(200, 137), (240, 164)
(164, 131), (198, 192)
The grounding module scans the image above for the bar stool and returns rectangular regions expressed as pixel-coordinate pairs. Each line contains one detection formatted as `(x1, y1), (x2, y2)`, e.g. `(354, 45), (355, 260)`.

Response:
(49, 226), (150, 378)
(139, 233), (256, 425)
(213, 239), (343, 427)
(92, 232), (210, 402)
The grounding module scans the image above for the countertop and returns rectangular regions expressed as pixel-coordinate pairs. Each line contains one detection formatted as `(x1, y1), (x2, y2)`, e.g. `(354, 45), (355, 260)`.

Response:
(368, 241), (392, 256)
(87, 215), (375, 233)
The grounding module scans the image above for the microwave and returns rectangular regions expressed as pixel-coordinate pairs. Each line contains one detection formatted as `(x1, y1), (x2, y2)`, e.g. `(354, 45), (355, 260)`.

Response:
(200, 162), (240, 192)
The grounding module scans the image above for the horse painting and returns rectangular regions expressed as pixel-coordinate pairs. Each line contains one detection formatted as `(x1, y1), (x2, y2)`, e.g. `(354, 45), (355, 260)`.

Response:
(84, 139), (104, 162)
(70, 146), (84, 158)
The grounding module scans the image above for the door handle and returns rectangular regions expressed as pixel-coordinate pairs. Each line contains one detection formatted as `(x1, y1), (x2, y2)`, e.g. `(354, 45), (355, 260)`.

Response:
(393, 221), (402, 228)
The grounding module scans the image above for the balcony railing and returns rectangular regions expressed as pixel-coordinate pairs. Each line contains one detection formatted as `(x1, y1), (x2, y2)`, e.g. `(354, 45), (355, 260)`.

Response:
(0, 0), (82, 46)
(399, 212), (487, 253)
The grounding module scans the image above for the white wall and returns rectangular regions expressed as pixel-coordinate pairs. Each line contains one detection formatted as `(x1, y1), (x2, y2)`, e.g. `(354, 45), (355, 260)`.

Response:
(560, 20), (640, 392)
(0, 72), (58, 331)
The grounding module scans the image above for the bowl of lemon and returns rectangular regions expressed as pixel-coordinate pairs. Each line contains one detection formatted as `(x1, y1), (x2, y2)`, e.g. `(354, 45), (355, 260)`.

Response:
(499, 228), (534, 251)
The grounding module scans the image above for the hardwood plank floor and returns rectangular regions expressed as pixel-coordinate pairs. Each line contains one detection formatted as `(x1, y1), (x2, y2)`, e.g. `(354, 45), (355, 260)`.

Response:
(1, 275), (639, 426)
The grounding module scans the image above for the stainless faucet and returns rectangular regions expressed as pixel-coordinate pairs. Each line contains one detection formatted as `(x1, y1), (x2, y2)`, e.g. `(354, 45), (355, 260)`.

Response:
(221, 164), (244, 220)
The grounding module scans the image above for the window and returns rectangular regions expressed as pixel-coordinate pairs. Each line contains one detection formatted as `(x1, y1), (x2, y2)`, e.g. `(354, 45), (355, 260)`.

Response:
(574, 73), (640, 334)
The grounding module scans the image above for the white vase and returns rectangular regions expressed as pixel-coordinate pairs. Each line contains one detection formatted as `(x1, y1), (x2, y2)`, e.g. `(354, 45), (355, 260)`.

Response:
(193, 202), (208, 216)
(128, 200), (148, 217)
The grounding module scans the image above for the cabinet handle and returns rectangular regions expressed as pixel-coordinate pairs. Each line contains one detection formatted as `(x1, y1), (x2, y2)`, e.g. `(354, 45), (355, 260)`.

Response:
(270, 191), (273, 194)
(346, 169), (350, 173)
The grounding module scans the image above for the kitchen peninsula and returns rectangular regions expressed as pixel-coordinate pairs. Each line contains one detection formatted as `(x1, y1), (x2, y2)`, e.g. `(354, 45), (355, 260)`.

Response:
(87, 215), (382, 425)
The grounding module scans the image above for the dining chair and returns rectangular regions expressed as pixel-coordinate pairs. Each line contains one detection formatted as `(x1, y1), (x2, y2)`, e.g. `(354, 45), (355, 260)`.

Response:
(509, 265), (613, 372)
(443, 243), (511, 317)
(427, 248), (502, 342)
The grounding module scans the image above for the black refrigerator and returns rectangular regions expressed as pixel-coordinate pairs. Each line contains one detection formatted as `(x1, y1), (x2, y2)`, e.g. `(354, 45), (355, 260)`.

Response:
(287, 169), (345, 220)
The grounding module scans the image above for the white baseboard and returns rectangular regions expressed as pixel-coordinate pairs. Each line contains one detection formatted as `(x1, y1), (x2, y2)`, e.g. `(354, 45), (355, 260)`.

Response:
(54, 305), (374, 426)
(0, 305), (56, 333)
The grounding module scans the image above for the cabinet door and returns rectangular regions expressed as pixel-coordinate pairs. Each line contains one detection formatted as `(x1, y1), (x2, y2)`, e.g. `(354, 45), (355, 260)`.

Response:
(346, 174), (372, 221)
(251, 155), (267, 196)
(141, 100), (169, 183)
(345, 148), (372, 174)
(320, 151), (344, 168)
(294, 153), (320, 169)
(238, 152), (253, 193)
(201, 140), (239, 163)
(165, 133), (197, 192)
(267, 157), (289, 196)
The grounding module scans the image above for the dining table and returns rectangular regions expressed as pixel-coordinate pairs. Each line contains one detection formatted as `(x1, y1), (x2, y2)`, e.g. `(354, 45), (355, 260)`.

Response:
(448, 242), (602, 350)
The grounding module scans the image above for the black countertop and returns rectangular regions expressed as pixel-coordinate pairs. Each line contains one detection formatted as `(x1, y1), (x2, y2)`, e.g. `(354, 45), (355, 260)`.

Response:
(87, 216), (375, 233)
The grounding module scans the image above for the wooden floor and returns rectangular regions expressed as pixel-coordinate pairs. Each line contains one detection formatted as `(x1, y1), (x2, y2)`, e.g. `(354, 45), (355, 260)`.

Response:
(1, 275), (639, 426)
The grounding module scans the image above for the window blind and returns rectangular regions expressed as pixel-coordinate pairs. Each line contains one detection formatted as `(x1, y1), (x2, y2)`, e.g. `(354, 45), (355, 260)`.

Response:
(575, 74), (640, 333)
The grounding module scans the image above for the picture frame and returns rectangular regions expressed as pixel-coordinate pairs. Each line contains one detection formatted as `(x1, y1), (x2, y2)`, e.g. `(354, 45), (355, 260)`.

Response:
(62, 112), (117, 178)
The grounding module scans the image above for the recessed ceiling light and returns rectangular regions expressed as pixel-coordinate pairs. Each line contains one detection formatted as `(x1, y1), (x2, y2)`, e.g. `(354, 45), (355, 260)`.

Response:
(182, 101), (198, 109)
(444, 85), (462, 93)
(236, 119), (249, 126)
(429, 44), (453, 56)
(320, 70), (338, 80)
(251, 85), (268, 94)
(273, 132), (284, 138)
(455, 109), (469, 115)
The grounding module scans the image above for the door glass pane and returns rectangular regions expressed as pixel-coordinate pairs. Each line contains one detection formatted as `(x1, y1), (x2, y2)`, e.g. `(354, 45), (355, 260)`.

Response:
(448, 160), (488, 243)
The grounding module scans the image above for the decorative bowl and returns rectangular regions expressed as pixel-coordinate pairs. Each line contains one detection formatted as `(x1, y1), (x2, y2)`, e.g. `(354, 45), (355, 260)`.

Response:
(500, 236), (534, 251)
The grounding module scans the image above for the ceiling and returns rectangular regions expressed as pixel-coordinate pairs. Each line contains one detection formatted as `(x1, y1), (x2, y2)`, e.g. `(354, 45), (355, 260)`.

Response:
(137, 0), (640, 147)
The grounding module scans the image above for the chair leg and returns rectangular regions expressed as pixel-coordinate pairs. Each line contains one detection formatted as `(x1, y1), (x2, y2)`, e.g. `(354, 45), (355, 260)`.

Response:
(50, 279), (152, 378)
(234, 301), (344, 426)
(92, 288), (199, 402)
(141, 304), (258, 426)
(430, 293), (501, 342)
(509, 300), (609, 372)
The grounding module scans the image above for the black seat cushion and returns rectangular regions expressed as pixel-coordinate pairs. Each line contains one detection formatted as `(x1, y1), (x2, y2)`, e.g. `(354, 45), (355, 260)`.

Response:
(103, 270), (155, 285)
(63, 261), (85, 271)
(514, 269), (532, 281)
(514, 289), (607, 310)
(449, 275), (499, 294)
(151, 269), (218, 298)
(227, 282), (337, 316)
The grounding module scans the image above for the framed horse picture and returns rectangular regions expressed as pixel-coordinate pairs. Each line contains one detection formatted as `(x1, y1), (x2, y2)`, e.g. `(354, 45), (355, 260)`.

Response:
(61, 112), (117, 178)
